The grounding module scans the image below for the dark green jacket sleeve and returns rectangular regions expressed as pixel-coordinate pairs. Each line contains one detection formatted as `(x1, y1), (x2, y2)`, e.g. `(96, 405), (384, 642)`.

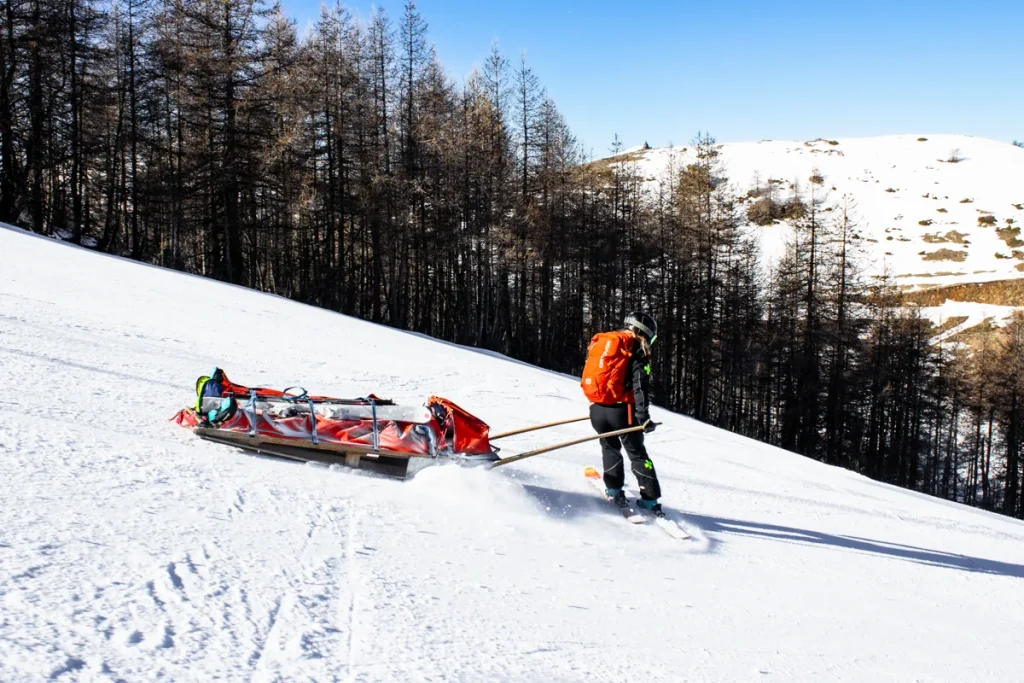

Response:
(630, 341), (652, 422)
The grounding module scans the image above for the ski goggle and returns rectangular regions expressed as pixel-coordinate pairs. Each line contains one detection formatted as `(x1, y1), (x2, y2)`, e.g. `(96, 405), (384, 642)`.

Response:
(628, 319), (657, 345)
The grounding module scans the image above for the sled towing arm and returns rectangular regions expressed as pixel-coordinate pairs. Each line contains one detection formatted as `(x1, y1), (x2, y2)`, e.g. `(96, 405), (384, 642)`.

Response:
(489, 415), (590, 440)
(488, 421), (652, 469)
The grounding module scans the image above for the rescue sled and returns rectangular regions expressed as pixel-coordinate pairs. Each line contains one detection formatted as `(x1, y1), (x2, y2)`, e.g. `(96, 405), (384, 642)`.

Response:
(172, 370), (497, 477)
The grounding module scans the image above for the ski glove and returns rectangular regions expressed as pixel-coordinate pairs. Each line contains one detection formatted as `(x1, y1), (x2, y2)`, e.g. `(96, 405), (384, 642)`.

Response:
(642, 419), (656, 434)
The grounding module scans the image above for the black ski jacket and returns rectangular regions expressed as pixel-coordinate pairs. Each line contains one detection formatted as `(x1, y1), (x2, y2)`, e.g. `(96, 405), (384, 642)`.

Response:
(625, 335), (652, 424)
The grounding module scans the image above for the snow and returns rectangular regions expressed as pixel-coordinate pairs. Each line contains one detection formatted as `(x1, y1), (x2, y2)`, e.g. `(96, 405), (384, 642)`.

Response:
(3, 224), (1024, 682)
(918, 300), (1019, 344)
(614, 134), (1024, 296)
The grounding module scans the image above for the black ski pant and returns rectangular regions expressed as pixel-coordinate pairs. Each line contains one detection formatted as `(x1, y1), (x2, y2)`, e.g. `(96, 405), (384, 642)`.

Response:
(589, 403), (661, 500)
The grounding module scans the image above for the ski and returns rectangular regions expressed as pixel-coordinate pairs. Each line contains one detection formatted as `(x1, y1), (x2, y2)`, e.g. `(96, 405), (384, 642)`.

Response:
(628, 499), (691, 540)
(584, 467), (646, 524)
(620, 481), (693, 540)
(584, 467), (692, 539)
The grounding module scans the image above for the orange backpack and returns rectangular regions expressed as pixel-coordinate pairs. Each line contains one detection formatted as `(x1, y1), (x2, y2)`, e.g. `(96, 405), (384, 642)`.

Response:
(581, 330), (636, 405)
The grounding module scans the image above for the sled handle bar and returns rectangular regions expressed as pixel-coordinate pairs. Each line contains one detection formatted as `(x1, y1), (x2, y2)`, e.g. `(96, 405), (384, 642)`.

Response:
(490, 415), (590, 440)
(489, 421), (652, 469)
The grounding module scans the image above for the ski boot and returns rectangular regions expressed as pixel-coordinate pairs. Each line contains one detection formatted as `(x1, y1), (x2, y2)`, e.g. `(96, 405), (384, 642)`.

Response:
(605, 487), (629, 508)
(637, 498), (666, 518)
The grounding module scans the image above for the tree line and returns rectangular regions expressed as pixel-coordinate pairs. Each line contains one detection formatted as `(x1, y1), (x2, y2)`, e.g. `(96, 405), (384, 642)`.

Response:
(3, 0), (1021, 518)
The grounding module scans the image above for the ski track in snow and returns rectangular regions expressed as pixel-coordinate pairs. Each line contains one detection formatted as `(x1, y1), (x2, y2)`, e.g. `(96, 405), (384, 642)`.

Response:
(2, 224), (1024, 682)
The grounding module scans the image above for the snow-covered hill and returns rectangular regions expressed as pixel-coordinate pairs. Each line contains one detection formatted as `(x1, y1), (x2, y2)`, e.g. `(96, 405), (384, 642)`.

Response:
(2, 224), (1024, 682)
(611, 134), (1024, 297)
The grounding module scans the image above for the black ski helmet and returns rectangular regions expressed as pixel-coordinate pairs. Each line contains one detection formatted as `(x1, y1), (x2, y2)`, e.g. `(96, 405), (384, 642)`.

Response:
(624, 311), (657, 343)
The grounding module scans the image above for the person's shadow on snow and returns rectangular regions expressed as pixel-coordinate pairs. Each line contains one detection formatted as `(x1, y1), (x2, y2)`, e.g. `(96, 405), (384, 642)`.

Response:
(518, 483), (1024, 579)
(682, 512), (1024, 579)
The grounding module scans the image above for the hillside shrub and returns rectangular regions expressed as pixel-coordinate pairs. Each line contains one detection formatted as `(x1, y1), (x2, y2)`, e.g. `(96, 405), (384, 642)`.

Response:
(745, 190), (805, 225)
(782, 196), (807, 220)
(746, 198), (778, 225)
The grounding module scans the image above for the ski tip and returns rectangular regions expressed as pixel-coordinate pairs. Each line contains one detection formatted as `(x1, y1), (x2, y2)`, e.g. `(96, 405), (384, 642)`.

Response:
(584, 466), (600, 478)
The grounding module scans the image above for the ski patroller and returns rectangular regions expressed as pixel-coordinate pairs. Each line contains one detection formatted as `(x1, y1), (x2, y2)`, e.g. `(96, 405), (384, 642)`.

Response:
(585, 467), (691, 540)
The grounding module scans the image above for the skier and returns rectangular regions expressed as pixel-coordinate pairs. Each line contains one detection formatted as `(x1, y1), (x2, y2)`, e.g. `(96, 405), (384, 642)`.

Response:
(580, 312), (663, 515)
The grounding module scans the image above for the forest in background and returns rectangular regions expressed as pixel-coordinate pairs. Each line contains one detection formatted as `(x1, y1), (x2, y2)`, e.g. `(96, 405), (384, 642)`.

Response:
(2, 0), (1021, 518)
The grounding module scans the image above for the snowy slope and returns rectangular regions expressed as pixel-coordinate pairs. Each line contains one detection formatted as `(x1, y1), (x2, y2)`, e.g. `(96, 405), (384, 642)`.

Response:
(613, 134), (1024, 294)
(2, 225), (1024, 682)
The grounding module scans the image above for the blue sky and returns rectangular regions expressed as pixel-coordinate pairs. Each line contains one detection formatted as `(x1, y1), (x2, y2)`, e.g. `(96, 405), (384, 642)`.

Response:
(286, 0), (1024, 155)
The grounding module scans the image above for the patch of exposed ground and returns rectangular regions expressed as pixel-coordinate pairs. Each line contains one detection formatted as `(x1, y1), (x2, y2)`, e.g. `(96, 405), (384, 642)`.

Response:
(929, 315), (969, 336)
(901, 278), (1024, 306)
(922, 249), (968, 262)
(897, 272), (961, 280)
(922, 231), (969, 244)
(996, 226), (1023, 248)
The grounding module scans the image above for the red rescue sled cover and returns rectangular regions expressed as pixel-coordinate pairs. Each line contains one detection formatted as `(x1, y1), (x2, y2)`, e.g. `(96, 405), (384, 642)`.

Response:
(173, 372), (493, 458)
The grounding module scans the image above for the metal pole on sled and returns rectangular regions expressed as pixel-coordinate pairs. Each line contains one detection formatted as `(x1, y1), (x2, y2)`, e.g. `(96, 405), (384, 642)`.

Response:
(489, 415), (590, 441)
(488, 421), (652, 469)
